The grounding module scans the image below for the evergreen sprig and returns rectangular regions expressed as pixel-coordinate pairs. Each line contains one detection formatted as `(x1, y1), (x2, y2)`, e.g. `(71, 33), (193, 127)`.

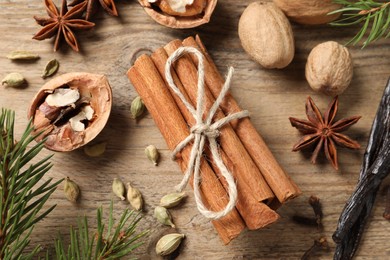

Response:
(0, 109), (61, 259)
(330, 0), (390, 47)
(53, 201), (148, 260)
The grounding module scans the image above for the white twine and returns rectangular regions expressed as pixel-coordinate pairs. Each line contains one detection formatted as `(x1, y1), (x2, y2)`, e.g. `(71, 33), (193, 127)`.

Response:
(165, 47), (250, 220)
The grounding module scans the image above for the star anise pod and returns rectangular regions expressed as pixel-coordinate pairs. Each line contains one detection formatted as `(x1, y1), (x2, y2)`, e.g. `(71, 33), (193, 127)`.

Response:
(33, 0), (95, 52)
(289, 96), (361, 170)
(69, 0), (118, 21)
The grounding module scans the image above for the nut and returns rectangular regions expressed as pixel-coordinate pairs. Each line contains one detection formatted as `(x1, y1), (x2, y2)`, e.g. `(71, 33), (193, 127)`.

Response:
(28, 72), (112, 152)
(148, 0), (206, 17)
(238, 2), (295, 69)
(273, 0), (342, 25)
(306, 41), (353, 96)
(138, 0), (217, 28)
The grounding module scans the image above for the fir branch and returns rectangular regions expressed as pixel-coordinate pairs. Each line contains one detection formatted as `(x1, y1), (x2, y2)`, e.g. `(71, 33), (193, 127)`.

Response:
(54, 201), (148, 259)
(0, 109), (60, 259)
(330, 0), (390, 47)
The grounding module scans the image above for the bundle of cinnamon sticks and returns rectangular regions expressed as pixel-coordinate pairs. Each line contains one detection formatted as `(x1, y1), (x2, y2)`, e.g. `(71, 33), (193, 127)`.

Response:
(127, 35), (301, 244)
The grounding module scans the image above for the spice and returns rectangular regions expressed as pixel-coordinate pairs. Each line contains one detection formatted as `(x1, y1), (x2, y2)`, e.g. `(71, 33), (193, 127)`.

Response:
(145, 145), (159, 166)
(33, 0), (95, 52)
(383, 185), (390, 220)
(333, 79), (390, 259)
(291, 195), (324, 230)
(112, 178), (125, 200)
(306, 41), (353, 96)
(309, 195), (324, 231)
(160, 192), (186, 208)
(161, 41), (281, 229)
(155, 233), (185, 256)
(69, 0), (118, 21)
(7, 50), (39, 61)
(154, 206), (175, 228)
(42, 59), (59, 79)
(238, 2), (295, 69)
(289, 96), (361, 170)
(1, 72), (25, 88)
(182, 35), (301, 203)
(302, 237), (330, 260)
(130, 96), (145, 119)
(127, 182), (143, 211)
(64, 177), (80, 202)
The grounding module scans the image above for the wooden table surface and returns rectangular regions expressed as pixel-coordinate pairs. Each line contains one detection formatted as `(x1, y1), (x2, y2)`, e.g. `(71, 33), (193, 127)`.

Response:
(1, 0), (390, 259)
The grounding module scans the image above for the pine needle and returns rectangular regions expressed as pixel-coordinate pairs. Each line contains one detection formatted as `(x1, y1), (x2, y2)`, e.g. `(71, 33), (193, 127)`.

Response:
(330, 0), (390, 47)
(0, 109), (60, 259)
(53, 201), (148, 259)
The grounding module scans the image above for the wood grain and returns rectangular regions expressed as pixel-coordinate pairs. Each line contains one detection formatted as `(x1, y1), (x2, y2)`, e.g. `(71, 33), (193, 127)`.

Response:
(1, 0), (390, 258)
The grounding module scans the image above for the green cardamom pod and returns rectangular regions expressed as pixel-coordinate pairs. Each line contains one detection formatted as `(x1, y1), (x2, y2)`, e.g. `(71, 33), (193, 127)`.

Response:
(145, 144), (159, 166)
(156, 233), (185, 256)
(112, 178), (125, 200)
(154, 206), (175, 228)
(1, 72), (25, 88)
(64, 177), (80, 202)
(83, 142), (107, 157)
(160, 192), (186, 208)
(130, 96), (145, 119)
(127, 182), (143, 211)
(7, 50), (40, 61)
(42, 59), (59, 79)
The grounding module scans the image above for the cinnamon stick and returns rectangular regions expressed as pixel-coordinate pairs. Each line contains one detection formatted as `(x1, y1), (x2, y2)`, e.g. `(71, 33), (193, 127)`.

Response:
(128, 54), (245, 244)
(182, 35), (301, 203)
(151, 48), (280, 230)
(164, 40), (275, 204)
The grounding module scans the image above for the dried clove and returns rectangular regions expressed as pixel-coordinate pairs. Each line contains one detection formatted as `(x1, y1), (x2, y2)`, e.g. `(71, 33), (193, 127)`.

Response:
(292, 195), (324, 231)
(309, 195), (324, 231)
(302, 237), (329, 260)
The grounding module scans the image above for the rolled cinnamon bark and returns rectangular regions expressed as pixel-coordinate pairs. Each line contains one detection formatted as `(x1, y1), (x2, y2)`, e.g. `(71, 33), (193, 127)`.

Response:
(128, 55), (245, 244)
(182, 35), (301, 203)
(164, 40), (275, 204)
(151, 48), (280, 230)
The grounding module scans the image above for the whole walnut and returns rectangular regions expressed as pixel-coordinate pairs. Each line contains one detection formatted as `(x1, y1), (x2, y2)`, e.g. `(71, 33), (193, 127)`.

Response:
(305, 41), (353, 97)
(273, 0), (342, 25)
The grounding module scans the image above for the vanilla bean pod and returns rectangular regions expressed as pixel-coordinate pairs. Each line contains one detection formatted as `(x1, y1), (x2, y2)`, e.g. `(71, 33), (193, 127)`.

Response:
(333, 79), (390, 259)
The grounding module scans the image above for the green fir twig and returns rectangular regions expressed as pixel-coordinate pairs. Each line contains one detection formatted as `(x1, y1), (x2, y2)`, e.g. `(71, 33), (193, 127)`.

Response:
(0, 109), (60, 259)
(330, 0), (390, 47)
(53, 201), (148, 260)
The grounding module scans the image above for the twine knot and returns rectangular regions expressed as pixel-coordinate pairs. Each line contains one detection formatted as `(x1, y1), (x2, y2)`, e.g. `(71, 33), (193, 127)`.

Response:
(191, 123), (219, 138)
(165, 47), (249, 220)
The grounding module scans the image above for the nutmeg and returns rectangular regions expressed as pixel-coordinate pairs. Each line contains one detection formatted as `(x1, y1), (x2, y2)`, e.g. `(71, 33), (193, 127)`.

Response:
(305, 41), (353, 96)
(138, 0), (217, 28)
(28, 72), (112, 152)
(238, 2), (295, 69)
(273, 0), (342, 25)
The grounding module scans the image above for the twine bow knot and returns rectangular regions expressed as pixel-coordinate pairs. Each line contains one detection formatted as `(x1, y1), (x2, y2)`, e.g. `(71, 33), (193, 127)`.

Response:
(165, 47), (250, 220)
(190, 123), (219, 138)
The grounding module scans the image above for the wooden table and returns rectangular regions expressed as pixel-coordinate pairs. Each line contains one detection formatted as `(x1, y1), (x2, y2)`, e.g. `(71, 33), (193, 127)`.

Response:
(1, 0), (390, 259)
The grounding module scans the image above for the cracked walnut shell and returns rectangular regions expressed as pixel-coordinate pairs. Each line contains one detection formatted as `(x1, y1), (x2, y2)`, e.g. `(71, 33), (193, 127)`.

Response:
(28, 72), (112, 152)
(138, 0), (217, 28)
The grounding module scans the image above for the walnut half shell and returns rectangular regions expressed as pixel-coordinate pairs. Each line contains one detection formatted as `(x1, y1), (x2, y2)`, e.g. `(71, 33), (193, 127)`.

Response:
(28, 72), (112, 152)
(138, 0), (217, 29)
